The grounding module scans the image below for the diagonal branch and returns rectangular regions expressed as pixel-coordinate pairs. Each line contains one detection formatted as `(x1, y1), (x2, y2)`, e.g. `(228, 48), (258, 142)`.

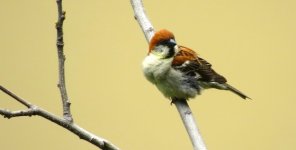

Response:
(55, 0), (73, 122)
(173, 99), (207, 150)
(130, 0), (207, 149)
(0, 86), (120, 150)
(0, 85), (32, 108)
(130, 0), (155, 41)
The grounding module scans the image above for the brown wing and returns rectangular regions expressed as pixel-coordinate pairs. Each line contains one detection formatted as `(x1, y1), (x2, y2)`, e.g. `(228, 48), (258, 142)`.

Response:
(172, 46), (227, 84)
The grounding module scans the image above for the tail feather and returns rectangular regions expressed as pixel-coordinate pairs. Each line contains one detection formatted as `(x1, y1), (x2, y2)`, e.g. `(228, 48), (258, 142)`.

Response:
(224, 83), (250, 100)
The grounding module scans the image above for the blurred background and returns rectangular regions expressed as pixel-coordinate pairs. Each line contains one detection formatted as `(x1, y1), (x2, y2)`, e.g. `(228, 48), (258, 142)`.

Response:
(1, 0), (295, 150)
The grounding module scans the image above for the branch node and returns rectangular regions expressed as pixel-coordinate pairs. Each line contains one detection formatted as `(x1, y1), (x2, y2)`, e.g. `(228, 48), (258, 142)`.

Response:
(61, 11), (66, 19)
(185, 110), (192, 115)
(147, 27), (153, 32)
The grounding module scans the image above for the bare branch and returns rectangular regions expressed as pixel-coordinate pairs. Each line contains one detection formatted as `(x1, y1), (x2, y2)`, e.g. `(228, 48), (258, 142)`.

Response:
(0, 85), (32, 108)
(1, 1), (121, 149)
(173, 99), (207, 150)
(55, 0), (73, 122)
(0, 86), (120, 150)
(130, 0), (155, 41)
(130, 0), (207, 149)
(0, 108), (37, 118)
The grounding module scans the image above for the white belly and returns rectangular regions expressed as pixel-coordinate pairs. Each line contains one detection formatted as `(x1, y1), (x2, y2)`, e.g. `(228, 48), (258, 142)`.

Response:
(142, 55), (200, 99)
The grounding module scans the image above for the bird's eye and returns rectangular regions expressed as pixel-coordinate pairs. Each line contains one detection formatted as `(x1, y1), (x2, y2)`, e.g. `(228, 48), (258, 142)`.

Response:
(157, 39), (176, 48)
(158, 40), (170, 46)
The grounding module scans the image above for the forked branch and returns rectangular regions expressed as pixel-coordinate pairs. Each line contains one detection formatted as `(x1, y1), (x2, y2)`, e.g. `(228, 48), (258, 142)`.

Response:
(0, 86), (119, 150)
(0, 0), (120, 149)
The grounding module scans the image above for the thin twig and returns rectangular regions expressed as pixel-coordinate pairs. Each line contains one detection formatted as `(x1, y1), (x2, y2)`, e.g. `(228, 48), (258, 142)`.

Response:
(0, 85), (32, 108)
(0, 108), (38, 118)
(0, 86), (120, 150)
(130, 0), (207, 149)
(55, 0), (73, 122)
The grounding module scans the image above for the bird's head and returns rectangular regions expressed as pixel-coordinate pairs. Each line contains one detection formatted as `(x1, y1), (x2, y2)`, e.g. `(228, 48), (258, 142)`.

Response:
(148, 29), (178, 59)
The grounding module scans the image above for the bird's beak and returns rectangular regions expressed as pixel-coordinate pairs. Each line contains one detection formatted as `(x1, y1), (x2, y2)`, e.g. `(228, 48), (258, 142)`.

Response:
(169, 39), (176, 45)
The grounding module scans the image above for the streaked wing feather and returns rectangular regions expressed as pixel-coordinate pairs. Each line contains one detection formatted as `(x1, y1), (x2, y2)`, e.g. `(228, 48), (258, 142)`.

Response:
(172, 46), (227, 84)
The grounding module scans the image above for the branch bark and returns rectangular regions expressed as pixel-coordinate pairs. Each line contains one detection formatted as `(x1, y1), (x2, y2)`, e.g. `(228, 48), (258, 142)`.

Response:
(56, 0), (73, 122)
(130, 0), (207, 149)
(130, 0), (154, 41)
(173, 99), (207, 150)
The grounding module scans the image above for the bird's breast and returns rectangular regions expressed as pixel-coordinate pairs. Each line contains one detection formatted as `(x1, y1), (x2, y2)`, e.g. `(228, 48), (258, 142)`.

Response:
(142, 54), (173, 83)
(142, 55), (200, 99)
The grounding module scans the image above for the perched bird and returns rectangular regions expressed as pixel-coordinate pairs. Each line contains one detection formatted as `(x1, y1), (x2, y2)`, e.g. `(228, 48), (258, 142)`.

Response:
(142, 29), (249, 100)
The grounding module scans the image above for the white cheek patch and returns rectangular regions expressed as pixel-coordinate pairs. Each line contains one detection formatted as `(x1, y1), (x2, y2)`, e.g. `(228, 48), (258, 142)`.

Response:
(162, 46), (170, 57)
(174, 45), (179, 54)
(154, 45), (170, 58)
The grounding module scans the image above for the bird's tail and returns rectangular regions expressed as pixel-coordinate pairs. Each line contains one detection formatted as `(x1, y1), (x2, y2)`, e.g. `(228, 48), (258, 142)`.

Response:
(224, 83), (250, 100)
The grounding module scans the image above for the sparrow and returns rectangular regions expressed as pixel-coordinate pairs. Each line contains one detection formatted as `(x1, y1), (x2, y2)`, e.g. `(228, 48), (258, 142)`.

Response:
(142, 29), (249, 100)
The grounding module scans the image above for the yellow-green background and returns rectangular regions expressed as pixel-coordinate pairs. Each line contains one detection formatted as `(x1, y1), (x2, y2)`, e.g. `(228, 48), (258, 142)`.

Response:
(1, 0), (295, 150)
